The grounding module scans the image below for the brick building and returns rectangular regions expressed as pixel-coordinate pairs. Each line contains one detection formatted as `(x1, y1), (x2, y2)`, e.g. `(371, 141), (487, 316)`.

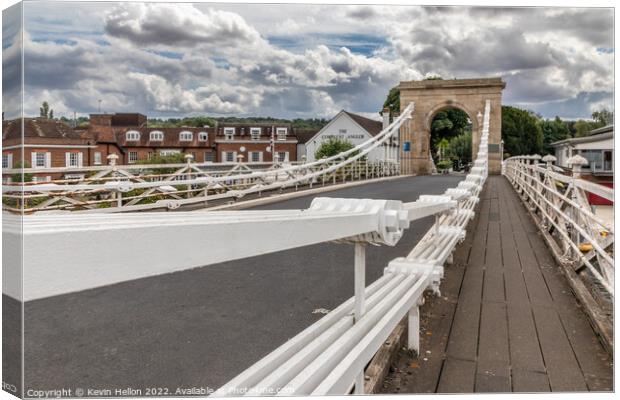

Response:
(214, 122), (298, 163)
(87, 113), (217, 164)
(2, 113), (302, 182)
(87, 114), (298, 164)
(2, 117), (97, 182)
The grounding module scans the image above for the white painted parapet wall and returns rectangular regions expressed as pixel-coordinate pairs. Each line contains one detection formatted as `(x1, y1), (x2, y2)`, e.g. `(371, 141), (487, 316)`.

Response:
(5, 100), (492, 395)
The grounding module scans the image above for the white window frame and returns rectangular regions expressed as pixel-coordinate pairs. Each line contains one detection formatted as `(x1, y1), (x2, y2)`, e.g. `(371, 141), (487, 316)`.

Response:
(249, 151), (263, 162)
(64, 174), (84, 181)
(150, 131), (164, 141)
(250, 127), (261, 140)
(93, 151), (102, 165)
(33, 175), (52, 183)
(276, 151), (289, 162)
(276, 127), (288, 141)
(128, 151), (139, 164)
(224, 127), (235, 140)
(198, 131), (209, 142)
(65, 152), (83, 168)
(2, 153), (13, 169)
(126, 130), (141, 141)
(179, 131), (193, 141)
(32, 152), (49, 169)
(222, 151), (237, 162)
(204, 152), (214, 162)
(160, 149), (181, 156)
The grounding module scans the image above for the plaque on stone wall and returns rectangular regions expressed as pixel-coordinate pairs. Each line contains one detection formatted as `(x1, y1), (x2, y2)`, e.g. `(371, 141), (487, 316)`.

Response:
(488, 144), (500, 153)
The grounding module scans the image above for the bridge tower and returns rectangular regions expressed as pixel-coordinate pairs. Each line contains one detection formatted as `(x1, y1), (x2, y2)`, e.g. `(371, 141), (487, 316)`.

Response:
(398, 77), (505, 175)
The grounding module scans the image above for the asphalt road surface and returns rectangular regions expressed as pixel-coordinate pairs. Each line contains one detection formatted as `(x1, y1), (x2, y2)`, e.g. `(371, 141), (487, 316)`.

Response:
(12, 175), (463, 395)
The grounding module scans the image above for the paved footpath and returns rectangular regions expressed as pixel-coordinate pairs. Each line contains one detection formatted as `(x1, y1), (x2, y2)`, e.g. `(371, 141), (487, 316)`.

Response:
(381, 176), (613, 393)
(13, 175), (462, 393)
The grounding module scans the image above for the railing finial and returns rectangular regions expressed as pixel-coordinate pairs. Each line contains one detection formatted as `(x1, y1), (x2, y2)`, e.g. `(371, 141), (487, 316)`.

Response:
(107, 153), (119, 167)
(542, 155), (556, 169)
(567, 154), (588, 178)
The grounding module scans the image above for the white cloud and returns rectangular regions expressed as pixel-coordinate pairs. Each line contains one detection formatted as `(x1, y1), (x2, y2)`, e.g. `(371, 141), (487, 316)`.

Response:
(4, 3), (613, 120)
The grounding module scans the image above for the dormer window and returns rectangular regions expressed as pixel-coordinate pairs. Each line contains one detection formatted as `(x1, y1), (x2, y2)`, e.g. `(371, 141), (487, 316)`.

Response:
(150, 131), (164, 141)
(276, 127), (287, 141)
(224, 127), (235, 140)
(250, 127), (261, 140)
(198, 131), (209, 141)
(179, 131), (193, 141)
(126, 130), (140, 141)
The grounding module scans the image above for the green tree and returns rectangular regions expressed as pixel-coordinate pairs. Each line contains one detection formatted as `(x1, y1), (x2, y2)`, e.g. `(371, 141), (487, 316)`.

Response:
(12, 161), (33, 183)
(381, 87), (400, 116)
(540, 116), (570, 154)
(592, 109), (613, 126)
(501, 106), (543, 156)
(136, 153), (187, 175)
(314, 138), (357, 160)
(431, 108), (470, 159)
(39, 101), (53, 119)
(574, 119), (599, 137)
(447, 132), (472, 164)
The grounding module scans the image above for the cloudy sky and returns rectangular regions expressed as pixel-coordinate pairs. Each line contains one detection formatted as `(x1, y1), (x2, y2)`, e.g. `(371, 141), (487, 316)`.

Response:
(1, 1), (614, 121)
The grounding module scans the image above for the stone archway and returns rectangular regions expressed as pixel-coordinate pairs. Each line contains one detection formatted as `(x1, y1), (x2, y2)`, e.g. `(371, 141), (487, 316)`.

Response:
(398, 77), (505, 175)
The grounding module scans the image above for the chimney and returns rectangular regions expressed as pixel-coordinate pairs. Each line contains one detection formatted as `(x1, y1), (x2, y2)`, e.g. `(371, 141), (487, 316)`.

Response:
(382, 107), (391, 130)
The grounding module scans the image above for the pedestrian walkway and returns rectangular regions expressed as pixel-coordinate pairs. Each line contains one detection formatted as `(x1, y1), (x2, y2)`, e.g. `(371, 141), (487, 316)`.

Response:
(381, 175), (613, 393)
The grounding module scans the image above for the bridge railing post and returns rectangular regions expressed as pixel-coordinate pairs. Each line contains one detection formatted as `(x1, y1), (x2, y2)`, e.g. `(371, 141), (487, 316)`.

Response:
(185, 153), (194, 197)
(567, 154), (589, 251)
(353, 242), (366, 394)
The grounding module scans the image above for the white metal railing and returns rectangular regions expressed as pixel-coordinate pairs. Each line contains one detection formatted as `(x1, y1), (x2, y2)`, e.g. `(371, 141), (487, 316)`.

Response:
(4, 100), (492, 395)
(2, 158), (399, 213)
(2, 104), (413, 214)
(503, 154), (614, 296)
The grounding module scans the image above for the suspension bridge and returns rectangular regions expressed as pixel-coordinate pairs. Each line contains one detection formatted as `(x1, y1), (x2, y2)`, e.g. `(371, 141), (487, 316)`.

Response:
(2, 94), (613, 395)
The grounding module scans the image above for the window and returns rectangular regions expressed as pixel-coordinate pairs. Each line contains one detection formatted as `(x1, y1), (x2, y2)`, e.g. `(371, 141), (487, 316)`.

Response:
(94, 152), (102, 165)
(32, 152), (50, 168)
(147, 151), (154, 160)
(224, 127), (235, 140)
(128, 151), (138, 163)
(179, 131), (193, 141)
(150, 131), (164, 141)
(160, 149), (180, 156)
(277, 151), (289, 162)
(603, 150), (613, 171)
(64, 174), (84, 181)
(250, 127), (261, 140)
(249, 151), (262, 162)
(2, 153), (12, 169)
(33, 176), (52, 183)
(204, 152), (215, 162)
(223, 151), (236, 162)
(276, 127), (288, 140)
(36, 152), (46, 168)
(198, 131), (209, 141)
(65, 152), (83, 167)
(339, 129), (347, 134)
(126, 130), (140, 141)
